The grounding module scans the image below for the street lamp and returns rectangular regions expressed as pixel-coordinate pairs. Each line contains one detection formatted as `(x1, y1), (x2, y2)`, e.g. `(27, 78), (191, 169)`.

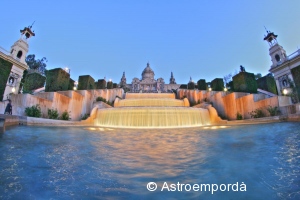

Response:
(224, 87), (227, 92)
(12, 87), (16, 93)
(208, 87), (212, 91)
(283, 88), (288, 95)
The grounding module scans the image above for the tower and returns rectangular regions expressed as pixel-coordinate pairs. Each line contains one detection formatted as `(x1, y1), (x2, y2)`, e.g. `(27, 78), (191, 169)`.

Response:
(1, 25), (35, 101)
(264, 29), (287, 68)
(169, 72), (176, 84)
(120, 71), (127, 87)
(10, 26), (35, 64)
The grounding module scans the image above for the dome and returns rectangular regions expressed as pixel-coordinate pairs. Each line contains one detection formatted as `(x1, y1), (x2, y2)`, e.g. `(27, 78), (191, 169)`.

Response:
(142, 62), (155, 80)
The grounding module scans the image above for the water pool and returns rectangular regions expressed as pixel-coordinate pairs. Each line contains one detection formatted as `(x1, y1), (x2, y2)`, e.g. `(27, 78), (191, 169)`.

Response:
(0, 122), (299, 199)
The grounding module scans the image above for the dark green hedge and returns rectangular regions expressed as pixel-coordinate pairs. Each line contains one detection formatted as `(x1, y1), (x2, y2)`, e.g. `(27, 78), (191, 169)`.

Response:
(45, 68), (70, 92)
(179, 84), (187, 89)
(113, 83), (118, 88)
(78, 75), (95, 90)
(228, 81), (234, 91)
(233, 72), (257, 93)
(68, 78), (75, 90)
(96, 79), (106, 89)
(256, 75), (277, 94)
(107, 81), (113, 89)
(211, 78), (224, 91)
(291, 65), (300, 100)
(187, 82), (195, 89)
(0, 58), (13, 100)
(23, 72), (46, 93)
(197, 79), (207, 90)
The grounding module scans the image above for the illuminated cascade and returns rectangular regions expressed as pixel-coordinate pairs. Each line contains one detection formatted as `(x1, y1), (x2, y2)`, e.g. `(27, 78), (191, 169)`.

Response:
(95, 107), (210, 128)
(94, 93), (211, 128)
(125, 93), (175, 99)
(115, 98), (186, 107)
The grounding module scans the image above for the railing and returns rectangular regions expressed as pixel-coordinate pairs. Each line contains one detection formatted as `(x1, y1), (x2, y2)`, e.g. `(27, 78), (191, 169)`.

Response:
(0, 46), (23, 64)
(288, 49), (300, 60)
(0, 46), (10, 55)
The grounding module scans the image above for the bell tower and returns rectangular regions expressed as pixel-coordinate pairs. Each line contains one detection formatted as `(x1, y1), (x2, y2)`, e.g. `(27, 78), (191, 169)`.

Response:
(263, 29), (287, 68)
(1, 25), (35, 101)
(10, 24), (35, 64)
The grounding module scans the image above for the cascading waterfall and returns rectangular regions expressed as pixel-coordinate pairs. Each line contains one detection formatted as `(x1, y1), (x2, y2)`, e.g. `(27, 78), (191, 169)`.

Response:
(115, 98), (186, 107)
(94, 93), (211, 128)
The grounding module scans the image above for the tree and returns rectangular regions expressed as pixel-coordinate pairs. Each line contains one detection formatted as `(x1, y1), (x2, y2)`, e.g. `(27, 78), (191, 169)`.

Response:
(25, 54), (47, 75)
(223, 73), (232, 86)
(254, 73), (262, 80)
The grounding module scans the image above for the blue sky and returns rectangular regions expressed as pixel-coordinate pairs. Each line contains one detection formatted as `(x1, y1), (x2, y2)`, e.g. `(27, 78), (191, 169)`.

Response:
(1, 0), (300, 84)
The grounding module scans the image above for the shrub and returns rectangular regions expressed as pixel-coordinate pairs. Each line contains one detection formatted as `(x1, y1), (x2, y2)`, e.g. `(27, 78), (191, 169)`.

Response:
(96, 79), (106, 89)
(60, 110), (71, 120)
(187, 82), (195, 89)
(45, 68), (70, 92)
(181, 95), (187, 100)
(211, 78), (224, 91)
(256, 75), (277, 94)
(23, 72), (46, 93)
(266, 106), (280, 116)
(78, 75), (95, 90)
(236, 112), (243, 120)
(81, 113), (90, 120)
(25, 104), (42, 118)
(107, 82), (113, 89)
(233, 72), (257, 93)
(96, 96), (107, 103)
(249, 108), (265, 118)
(48, 108), (59, 119)
(197, 79), (207, 90)
(0, 58), (13, 100)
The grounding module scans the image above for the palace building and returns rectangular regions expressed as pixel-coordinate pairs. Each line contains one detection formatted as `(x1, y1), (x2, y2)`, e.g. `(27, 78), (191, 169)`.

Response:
(120, 62), (181, 93)
(264, 30), (300, 101)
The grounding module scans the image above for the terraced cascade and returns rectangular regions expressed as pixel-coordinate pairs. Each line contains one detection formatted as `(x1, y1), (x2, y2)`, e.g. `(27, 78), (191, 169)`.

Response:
(94, 93), (211, 128)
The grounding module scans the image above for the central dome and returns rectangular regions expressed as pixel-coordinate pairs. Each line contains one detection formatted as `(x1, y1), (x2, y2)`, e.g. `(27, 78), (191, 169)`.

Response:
(142, 62), (155, 80)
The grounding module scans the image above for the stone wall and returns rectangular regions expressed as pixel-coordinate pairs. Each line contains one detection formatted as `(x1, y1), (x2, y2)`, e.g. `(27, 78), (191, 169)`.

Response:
(0, 88), (123, 121)
(0, 101), (5, 114)
(178, 89), (293, 120)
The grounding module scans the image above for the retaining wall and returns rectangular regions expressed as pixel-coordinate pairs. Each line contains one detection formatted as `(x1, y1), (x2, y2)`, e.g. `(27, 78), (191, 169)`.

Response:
(0, 88), (123, 121)
(178, 89), (293, 120)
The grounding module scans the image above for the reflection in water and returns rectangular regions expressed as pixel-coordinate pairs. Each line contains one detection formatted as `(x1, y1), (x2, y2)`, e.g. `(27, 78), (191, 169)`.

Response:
(92, 129), (210, 179)
(263, 130), (300, 199)
(0, 123), (299, 199)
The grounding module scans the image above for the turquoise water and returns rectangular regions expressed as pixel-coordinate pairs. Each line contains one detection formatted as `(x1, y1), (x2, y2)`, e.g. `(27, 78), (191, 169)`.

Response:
(0, 122), (299, 200)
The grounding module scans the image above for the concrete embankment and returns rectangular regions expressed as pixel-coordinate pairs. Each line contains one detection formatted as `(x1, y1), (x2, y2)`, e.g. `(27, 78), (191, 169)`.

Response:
(1, 114), (299, 133)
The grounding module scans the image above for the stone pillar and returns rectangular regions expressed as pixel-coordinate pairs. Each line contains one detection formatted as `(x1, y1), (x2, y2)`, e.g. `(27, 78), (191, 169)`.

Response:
(275, 78), (281, 95)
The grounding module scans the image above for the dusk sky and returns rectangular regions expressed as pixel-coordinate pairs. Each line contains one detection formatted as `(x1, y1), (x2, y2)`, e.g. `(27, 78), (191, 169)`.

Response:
(1, 0), (300, 84)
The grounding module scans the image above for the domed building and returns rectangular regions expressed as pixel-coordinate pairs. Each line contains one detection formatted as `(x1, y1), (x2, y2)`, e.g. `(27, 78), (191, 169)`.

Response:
(120, 62), (180, 93)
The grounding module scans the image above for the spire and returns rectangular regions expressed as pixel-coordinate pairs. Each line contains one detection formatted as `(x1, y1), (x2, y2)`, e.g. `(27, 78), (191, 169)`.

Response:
(120, 71), (126, 86)
(20, 24), (35, 40)
(169, 71), (176, 84)
(263, 28), (278, 47)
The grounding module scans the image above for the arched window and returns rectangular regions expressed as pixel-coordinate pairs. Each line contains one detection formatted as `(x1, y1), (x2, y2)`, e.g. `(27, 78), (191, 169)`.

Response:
(275, 54), (281, 62)
(17, 50), (23, 59)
